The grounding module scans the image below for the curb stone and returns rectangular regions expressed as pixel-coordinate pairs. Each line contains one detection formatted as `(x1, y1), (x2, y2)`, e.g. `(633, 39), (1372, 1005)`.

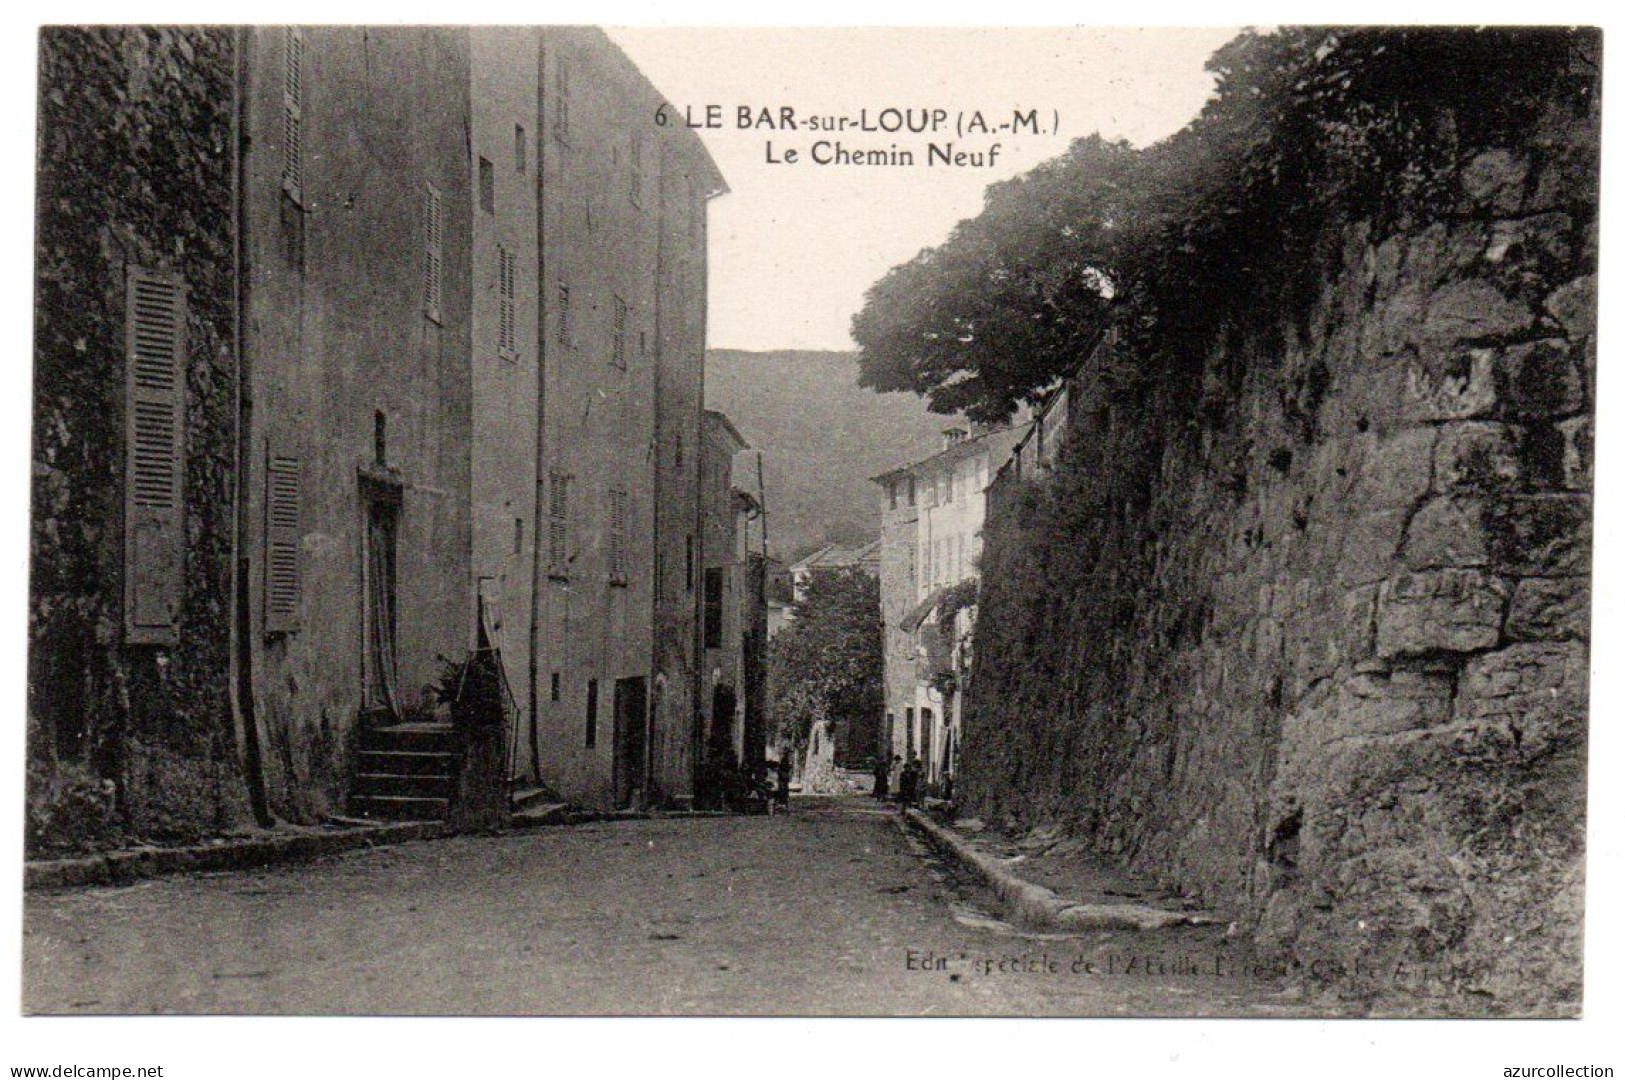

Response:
(25, 820), (451, 891)
(902, 808), (1217, 932)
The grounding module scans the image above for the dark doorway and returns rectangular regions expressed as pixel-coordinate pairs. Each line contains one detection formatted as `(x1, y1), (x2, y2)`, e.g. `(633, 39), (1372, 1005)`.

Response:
(613, 676), (648, 809)
(710, 683), (737, 768)
(361, 477), (402, 723)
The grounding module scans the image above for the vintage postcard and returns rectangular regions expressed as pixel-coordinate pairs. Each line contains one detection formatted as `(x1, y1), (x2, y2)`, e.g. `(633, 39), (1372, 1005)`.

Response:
(16, 18), (1606, 1055)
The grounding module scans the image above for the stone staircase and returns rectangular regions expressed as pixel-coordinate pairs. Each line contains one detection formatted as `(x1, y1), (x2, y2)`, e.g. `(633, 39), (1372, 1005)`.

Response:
(349, 722), (461, 821)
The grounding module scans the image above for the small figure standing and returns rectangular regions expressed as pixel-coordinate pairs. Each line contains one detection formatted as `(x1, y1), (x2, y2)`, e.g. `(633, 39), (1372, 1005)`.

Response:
(775, 755), (792, 808)
(898, 757), (920, 809)
(872, 755), (891, 801)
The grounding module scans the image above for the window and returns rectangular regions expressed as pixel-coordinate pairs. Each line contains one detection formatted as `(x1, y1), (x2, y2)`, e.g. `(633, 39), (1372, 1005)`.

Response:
(264, 449), (302, 634)
(921, 541), (932, 589)
(888, 481), (897, 510)
(547, 471), (571, 579)
(550, 672), (561, 702)
(585, 678), (597, 747)
(479, 156), (494, 213)
(553, 58), (570, 144)
(423, 182), (443, 324)
(907, 477), (916, 506)
(515, 124), (527, 172)
(281, 28), (303, 205)
(373, 410), (387, 466)
(556, 284), (570, 348)
(608, 487), (629, 585)
(124, 267), (187, 645)
(498, 246), (517, 358)
(611, 296), (627, 371)
(675, 432), (684, 468)
(513, 517), (524, 555)
(703, 567), (724, 648)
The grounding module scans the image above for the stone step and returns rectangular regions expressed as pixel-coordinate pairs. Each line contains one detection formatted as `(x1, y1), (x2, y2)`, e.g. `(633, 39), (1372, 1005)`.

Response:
(509, 784), (557, 813)
(353, 772), (456, 799)
(510, 802), (569, 827)
(356, 748), (460, 777)
(357, 723), (459, 754)
(348, 794), (452, 822)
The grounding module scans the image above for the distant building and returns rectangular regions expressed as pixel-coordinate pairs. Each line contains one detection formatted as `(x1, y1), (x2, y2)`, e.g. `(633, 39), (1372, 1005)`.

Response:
(872, 425), (1027, 792)
(788, 540), (880, 602)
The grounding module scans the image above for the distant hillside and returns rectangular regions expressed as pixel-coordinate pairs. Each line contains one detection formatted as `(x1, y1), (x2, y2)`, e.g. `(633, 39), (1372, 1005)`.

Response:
(705, 349), (953, 561)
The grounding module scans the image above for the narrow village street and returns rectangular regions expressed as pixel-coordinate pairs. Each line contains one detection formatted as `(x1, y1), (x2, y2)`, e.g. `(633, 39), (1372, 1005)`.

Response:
(24, 799), (1308, 1017)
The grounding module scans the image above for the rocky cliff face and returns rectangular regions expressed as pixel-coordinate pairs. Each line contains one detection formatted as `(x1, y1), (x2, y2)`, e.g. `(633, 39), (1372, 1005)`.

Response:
(965, 73), (1596, 1014)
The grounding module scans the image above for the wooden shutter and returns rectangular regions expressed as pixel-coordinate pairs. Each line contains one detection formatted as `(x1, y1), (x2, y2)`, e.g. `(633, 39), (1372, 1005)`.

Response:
(611, 296), (626, 370)
(423, 182), (443, 323)
(264, 449), (302, 634)
(548, 472), (569, 578)
(609, 488), (628, 584)
(498, 246), (516, 356)
(282, 28), (303, 204)
(124, 267), (186, 645)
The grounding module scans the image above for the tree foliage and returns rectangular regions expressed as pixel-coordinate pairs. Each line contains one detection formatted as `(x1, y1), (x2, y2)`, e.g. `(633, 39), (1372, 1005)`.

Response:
(767, 568), (883, 754)
(852, 27), (1597, 424)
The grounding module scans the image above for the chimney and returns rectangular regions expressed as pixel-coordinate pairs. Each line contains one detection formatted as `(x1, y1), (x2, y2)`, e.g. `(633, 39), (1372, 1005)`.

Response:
(942, 427), (967, 450)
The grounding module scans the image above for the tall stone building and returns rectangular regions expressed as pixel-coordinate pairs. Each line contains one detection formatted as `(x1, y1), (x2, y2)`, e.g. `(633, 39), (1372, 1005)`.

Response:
(28, 25), (727, 852)
(872, 426), (1026, 790)
(696, 410), (769, 804)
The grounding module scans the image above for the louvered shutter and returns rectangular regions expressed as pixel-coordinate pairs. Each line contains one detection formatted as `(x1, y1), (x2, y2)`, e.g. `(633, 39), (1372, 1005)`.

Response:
(498, 246), (516, 356)
(611, 297), (626, 370)
(424, 183), (443, 323)
(548, 473), (569, 578)
(264, 449), (302, 633)
(124, 267), (186, 645)
(282, 28), (303, 204)
(609, 488), (628, 584)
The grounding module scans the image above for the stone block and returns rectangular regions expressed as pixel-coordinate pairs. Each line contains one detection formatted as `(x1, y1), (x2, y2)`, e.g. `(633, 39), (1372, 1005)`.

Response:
(1484, 494), (1591, 577)
(1506, 577), (1590, 643)
(1354, 428), (1436, 509)
(1494, 339), (1584, 420)
(1404, 497), (1489, 570)
(1483, 213), (1572, 269)
(1556, 416), (1592, 491)
(1336, 585), (1379, 667)
(1460, 149), (1529, 215)
(1432, 421), (1523, 493)
(1338, 508), (1408, 587)
(1457, 641), (1589, 755)
(1333, 670), (1456, 740)
(1544, 275), (1596, 341)
(1420, 279), (1534, 345)
(1403, 347), (1497, 422)
(1376, 569), (1508, 660)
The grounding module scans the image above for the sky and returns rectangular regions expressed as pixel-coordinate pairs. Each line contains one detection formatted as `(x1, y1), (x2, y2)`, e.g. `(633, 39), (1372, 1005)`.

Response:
(610, 27), (1241, 351)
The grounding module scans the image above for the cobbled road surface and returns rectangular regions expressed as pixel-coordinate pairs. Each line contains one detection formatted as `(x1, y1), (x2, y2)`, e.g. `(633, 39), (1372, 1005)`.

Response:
(24, 797), (1310, 1015)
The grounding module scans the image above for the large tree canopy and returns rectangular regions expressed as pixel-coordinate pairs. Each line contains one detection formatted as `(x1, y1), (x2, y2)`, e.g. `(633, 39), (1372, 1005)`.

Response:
(852, 28), (1595, 424)
(768, 568), (883, 755)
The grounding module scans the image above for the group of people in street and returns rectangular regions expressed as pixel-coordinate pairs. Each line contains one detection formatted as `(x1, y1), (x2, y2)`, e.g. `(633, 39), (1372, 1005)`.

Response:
(872, 755), (929, 808)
